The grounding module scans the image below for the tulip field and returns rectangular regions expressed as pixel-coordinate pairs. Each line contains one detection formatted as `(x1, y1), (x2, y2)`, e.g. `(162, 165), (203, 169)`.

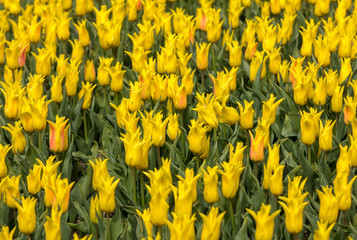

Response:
(1, 0), (357, 239)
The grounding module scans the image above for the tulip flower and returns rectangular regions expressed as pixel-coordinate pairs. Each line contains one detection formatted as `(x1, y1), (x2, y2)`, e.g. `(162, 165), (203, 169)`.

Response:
(65, 66), (80, 97)
(199, 207), (225, 240)
(2, 121), (26, 154)
(95, 176), (120, 213)
(250, 51), (267, 81)
(313, 221), (335, 240)
(167, 113), (181, 141)
(246, 204), (281, 240)
(151, 74), (168, 102)
(0, 144), (11, 178)
(237, 100), (254, 130)
(300, 110), (321, 145)
(218, 161), (245, 199)
(194, 93), (219, 129)
(32, 48), (52, 76)
(317, 186), (340, 224)
(48, 116), (70, 153)
(314, 35), (330, 67)
(121, 128), (152, 170)
(278, 176), (309, 234)
(56, 55), (68, 78)
(98, 57), (114, 87)
(217, 95), (240, 125)
(172, 182), (194, 217)
(228, 6), (244, 29)
(90, 194), (101, 224)
(128, 81), (143, 112)
(333, 173), (357, 211)
(50, 75), (64, 103)
(206, 15), (223, 43)
(84, 60), (96, 83)
(73, 20), (90, 47)
(196, 42), (210, 70)
(177, 168), (201, 204)
(340, 58), (352, 84)
(2, 175), (21, 208)
(325, 69), (339, 97)
(319, 120), (335, 151)
(0, 226), (16, 239)
(147, 185), (171, 226)
(203, 166), (219, 204)
(14, 196), (37, 235)
(187, 119), (210, 159)
(262, 94), (284, 124)
(343, 96), (356, 125)
(5, 40), (27, 70)
(1, 82), (25, 120)
(137, 208), (153, 238)
(331, 86), (344, 113)
(249, 131), (265, 162)
(166, 213), (196, 240)
(69, 40), (84, 64)
(107, 62), (126, 92)
(27, 163), (42, 195)
(73, 233), (92, 240)
(56, 11), (71, 41)
(44, 206), (62, 240)
(52, 176), (75, 212)
(78, 82), (96, 110)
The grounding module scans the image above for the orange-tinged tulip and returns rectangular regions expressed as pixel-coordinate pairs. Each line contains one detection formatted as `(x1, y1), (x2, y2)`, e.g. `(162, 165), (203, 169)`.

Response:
(47, 116), (70, 153)
(84, 59), (96, 83)
(196, 42), (210, 70)
(73, 20), (90, 47)
(343, 96), (356, 125)
(249, 131), (265, 162)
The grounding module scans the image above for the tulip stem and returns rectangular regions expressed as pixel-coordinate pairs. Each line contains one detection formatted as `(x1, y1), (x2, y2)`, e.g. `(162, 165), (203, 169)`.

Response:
(106, 213), (111, 240)
(307, 145), (311, 164)
(255, 162), (258, 181)
(156, 147), (161, 167)
(131, 167), (137, 205)
(38, 131), (42, 151)
(83, 110), (88, 142)
(140, 171), (145, 207)
(212, 44), (216, 72)
(229, 199), (236, 236)
(201, 70), (205, 90)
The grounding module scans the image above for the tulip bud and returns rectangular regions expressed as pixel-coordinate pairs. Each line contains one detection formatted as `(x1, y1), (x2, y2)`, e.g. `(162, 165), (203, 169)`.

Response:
(14, 196), (37, 235)
(2, 122), (26, 154)
(203, 166), (219, 204)
(196, 42), (210, 70)
(199, 207), (225, 240)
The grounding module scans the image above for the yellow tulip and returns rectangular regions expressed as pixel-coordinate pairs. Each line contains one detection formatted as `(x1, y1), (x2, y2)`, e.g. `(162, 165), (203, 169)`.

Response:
(300, 110), (316, 145)
(124, 47), (150, 73)
(14, 196), (37, 235)
(47, 116), (70, 153)
(246, 204), (281, 240)
(166, 213), (196, 240)
(250, 51), (267, 81)
(137, 208), (153, 238)
(167, 113), (181, 141)
(218, 161), (244, 199)
(333, 173), (357, 211)
(0, 144), (11, 178)
(89, 158), (111, 191)
(0, 226), (16, 240)
(65, 66), (80, 97)
(2, 121), (26, 154)
(90, 195), (101, 224)
(98, 57), (113, 87)
(196, 42), (211, 70)
(56, 11), (71, 41)
(319, 120), (335, 151)
(32, 48), (52, 76)
(203, 166), (219, 204)
(199, 207), (225, 240)
(44, 206), (62, 240)
(343, 96), (356, 125)
(78, 82), (96, 110)
(107, 62), (126, 93)
(194, 93), (219, 129)
(84, 59), (96, 83)
(147, 185), (171, 226)
(317, 186), (340, 224)
(27, 164), (42, 195)
(176, 168), (201, 203)
(128, 81), (143, 112)
(2, 175), (21, 208)
(73, 20), (90, 47)
(237, 100), (254, 130)
(50, 75), (64, 103)
(56, 55), (68, 78)
(262, 94), (284, 124)
(96, 176), (120, 213)
(313, 221), (335, 240)
(187, 119), (210, 158)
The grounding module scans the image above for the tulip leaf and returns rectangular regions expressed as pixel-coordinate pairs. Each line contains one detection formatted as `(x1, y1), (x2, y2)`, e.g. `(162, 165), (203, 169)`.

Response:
(234, 217), (251, 240)
(63, 135), (74, 180)
(60, 212), (72, 240)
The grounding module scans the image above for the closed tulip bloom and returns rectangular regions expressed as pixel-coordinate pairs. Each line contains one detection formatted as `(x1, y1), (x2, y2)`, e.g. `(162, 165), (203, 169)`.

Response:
(313, 77), (327, 106)
(1, 84), (25, 120)
(128, 81), (143, 112)
(300, 111), (316, 145)
(203, 166), (219, 204)
(217, 95), (240, 125)
(53, 176), (75, 212)
(317, 186), (340, 223)
(90, 195), (102, 224)
(69, 40), (84, 64)
(325, 69), (339, 97)
(48, 116), (70, 153)
(151, 112), (169, 147)
(334, 174), (357, 211)
(14, 196), (37, 235)
(319, 120), (335, 151)
(0, 226), (16, 239)
(107, 62), (126, 92)
(50, 75), (64, 103)
(147, 186), (171, 226)
(5, 40), (21, 70)
(196, 42), (211, 70)
(27, 74), (45, 99)
(98, 57), (114, 87)
(187, 119), (210, 157)
(65, 67), (80, 97)
(227, 40), (242, 67)
(228, 6), (244, 29)
(73, 20), (90, 47)
(125, 47), (150, 73)
(218, 161), (244, 199)
(237, 100), (254, 129)
(2, 122), (26, 154)
(89, 159), (111, 191)
(194, 93), (219, 129)
(269, 165), (285, 196)
(96, 176), (120, 213)
(27, 164), (42, 195)
(263, 25), (277, 52)
(32, 48), (52, 76)
(56, 55), (68, 78)
(206, 18), (223, 43)
(137, 208), (153, 238)
(84, 60), (96, 82)
(250, 51), (267, 81)
(56, 11), (71, 41)
(78, 82), (96, 110)
(331, 85), (344, 113)
(314, 35), (330, 67)
(0, 144), (11, 178)
(199, 207), (225, 240)
(166, 213), (196, 240)
(249, 131), (265, 162)
(44, 207), (62, 240)
(167, 113), (181, 141)
(3, 175), (21, 208)
(343, 96), (356, 125)
(172, 183), (194, 217)
(246, 204), (281, 240)
(314, 221), (335, 240)
(244, 40), (258, 61)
